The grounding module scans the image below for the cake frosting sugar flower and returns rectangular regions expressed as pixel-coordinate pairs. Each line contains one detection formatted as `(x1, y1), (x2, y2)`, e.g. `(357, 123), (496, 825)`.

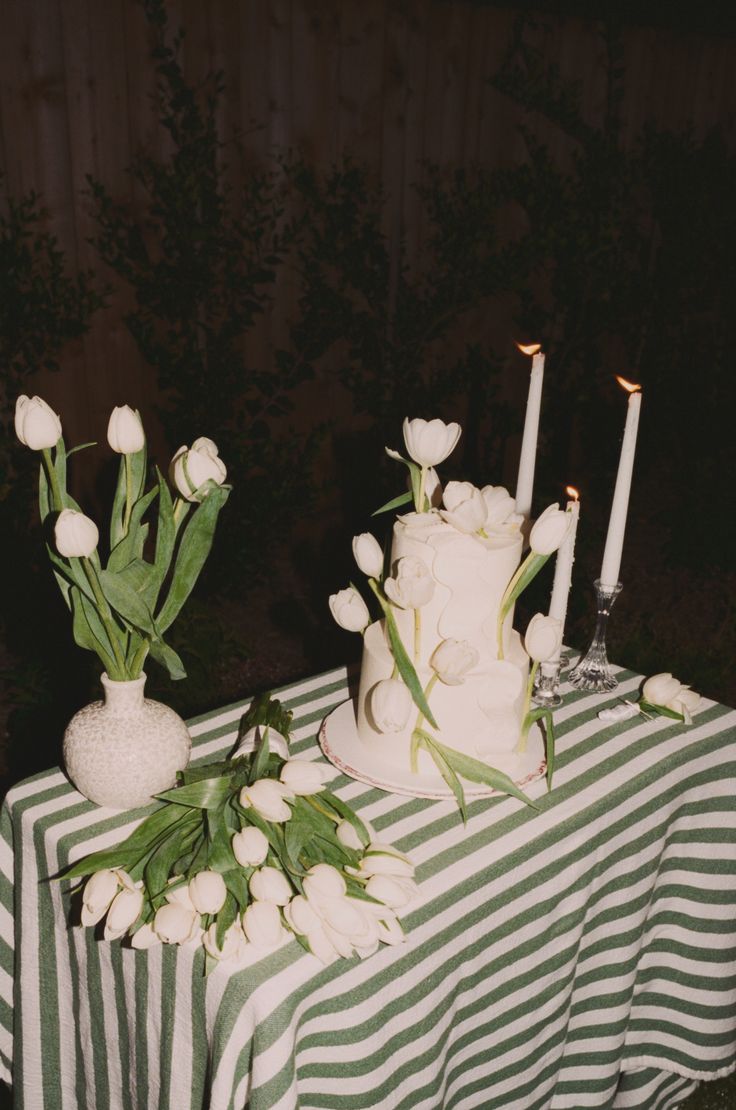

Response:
(402, 417), (461, 468)
(430, 639), (480, 685)
(383, 555), (434, 609)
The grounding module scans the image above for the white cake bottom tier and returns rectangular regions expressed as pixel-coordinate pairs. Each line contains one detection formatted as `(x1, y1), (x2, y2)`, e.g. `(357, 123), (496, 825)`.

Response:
(357, 620), (534, 778)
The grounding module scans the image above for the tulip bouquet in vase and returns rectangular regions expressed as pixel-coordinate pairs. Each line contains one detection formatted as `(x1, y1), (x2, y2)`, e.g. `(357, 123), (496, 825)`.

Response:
(328, 417), (572, 818)
(60, 695), (417, 971)
(14, 394), (230, 808)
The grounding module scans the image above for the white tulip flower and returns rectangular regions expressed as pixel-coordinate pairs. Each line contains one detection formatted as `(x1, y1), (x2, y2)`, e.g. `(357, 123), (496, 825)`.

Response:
(666, 687), (702, 724)
(329, 587), (371, 633)
(188, 870), (227, 915)
(239, 778), (294, 823)
(440, 481), (488, 534)
(364, 874), (419, 909)
(402, 417), (461, 468)
(80, 868), (120, 926)
(279, 759), (332, 796)
(336, 819), (367, 851)
(642, 673), (682, 706)
(232, 725), (289, 761)
(524, 613), (563, 664)
(481, 485), (517, 525)
(370, 678), (413, 733)
(165, 880), (196, 911)
(130, 923), (162, 950)
(424, 467), (443, 508)
(14, 394), (62, 450)
(203, 922), (247, 962)
(54, 509), (99, 559)
(305, 925), (342, 964)
(303, 863), (346, 900)
(318, 895), (370, 938)
(106, 405), (145, 454)
(241, 901), (286, 947)
(529, 504), (571, 556)
(376, 917), (406, 945)
(154, 902), (200, 945)
(358, 843), (415, 879)
(249, 865), (292, 905)
(352, 533), (384, 579)
(430, 639), (480, 686)
(232, 825), (269, 867)
(383, 556), (435, 609)
(104, 886), (144, 941)
(283, 894), (322, 936)
(170, 437), (227, 502)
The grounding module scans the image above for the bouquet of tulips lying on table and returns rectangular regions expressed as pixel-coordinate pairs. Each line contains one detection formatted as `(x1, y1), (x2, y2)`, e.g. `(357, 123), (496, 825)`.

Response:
(61, 696), (417, 971)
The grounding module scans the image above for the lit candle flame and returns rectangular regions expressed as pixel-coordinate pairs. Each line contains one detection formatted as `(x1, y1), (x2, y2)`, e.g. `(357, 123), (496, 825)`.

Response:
(516, 341), (542, 356)
(565, 485), (579, 502)
(615, 375), (641, 394)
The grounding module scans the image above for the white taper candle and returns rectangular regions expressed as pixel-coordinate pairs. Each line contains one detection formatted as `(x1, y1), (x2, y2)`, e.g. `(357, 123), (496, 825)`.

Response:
(600, 380), (642, 589)
(514, 345), (545, 519)
(547, 492), (580, 663)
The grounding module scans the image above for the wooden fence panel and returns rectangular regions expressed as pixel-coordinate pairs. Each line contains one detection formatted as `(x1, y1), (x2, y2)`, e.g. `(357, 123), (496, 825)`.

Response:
(1, 0), (735, 459)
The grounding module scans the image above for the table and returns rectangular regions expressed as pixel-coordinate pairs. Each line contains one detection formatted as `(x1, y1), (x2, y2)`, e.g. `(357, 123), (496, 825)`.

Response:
(1, 662), (735, 1110)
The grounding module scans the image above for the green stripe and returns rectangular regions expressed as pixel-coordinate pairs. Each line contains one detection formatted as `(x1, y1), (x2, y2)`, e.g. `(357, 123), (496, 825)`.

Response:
(134, 953), (149, 1108)
(110, 944), (133, 1110)
(157, 944), (179, 1108)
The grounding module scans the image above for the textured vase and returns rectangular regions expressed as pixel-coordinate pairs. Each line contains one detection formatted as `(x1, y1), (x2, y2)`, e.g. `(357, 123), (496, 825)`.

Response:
(63, 672), (192, 809)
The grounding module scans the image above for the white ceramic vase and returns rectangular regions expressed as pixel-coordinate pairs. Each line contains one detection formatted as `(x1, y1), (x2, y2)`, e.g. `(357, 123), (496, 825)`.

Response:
(63, 672), (192, 809)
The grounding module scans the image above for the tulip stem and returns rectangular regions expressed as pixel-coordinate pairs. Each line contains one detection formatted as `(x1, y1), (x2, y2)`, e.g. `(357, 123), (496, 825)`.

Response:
(123, 453), (133, 535)
(172, 498), (190, 532)
(41, 447), (64, 513)
(410, 673), (438, 772)
(82, 557), (127, 677)
(129, 640), (149, 678)
(496, 551), (532, 660)
(517, 661), (539, 754)
(417, 467), (427, 513)
(304, 795), (339, 824)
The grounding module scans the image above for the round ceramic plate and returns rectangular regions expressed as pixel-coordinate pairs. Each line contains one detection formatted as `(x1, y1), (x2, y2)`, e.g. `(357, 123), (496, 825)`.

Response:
(319, 699), (546, 800)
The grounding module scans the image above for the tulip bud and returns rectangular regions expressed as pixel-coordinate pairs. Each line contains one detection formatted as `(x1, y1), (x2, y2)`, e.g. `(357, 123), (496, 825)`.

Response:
(249, 865), (292, 905)
(232, 725), (289, 761)
(440, 481), (488, 534)
(104, 886), (144, 940)
(364, 874), (418, 909)
(131, 922), (162, 950)
(188, 869), (227, 915)
(328, 587), (370, 633)
(154, 902), (200, 945)
(203, 921), (247, 962)
(107, 405), (145, 454)
(524, 613), (563, 664)
(241, 901), (286, 947)
(170, 439), (227, 502)
(239, 778), (293, 823)
(642, 673), (682, 707)
(14, 394), (62, 450)
(336, 819), (366, 851)
(303, 863), (346, 900)
(529, 504), (571, 556)
(279, 759), (332, 796)
(54, 509), (99, 558)
(481, 485), (517, 525)
(370, 679), (413, 733)
(283, 894), (322, 936)
(430, 639), (479, 685)
(358, 843), (415, 879)
(383, 556), (435, 609)
(232, 825), (269, 867)
(402, 417), (461, 468)
(81, 869), (120, 926)
(666, 686), (702, 724)
(352, 533), (384, 579)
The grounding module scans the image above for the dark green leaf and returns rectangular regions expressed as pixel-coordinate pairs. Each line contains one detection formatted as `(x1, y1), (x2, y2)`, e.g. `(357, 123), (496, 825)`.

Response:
(238, 694), (293, 743)
(222, 867), (251, 910)
(107, 486), (158, 573)
(110, 456), (127, 549)
(248, 727), (272, 785)
(147, 636), (187, 681)
(215, 892), (239, 948)
(155, 776), (233, 810)
(98, 567), (157, 636)
(425, 733), (539, 811)
(368, 580), (438, 728)
(640, 699), (685, 722)
(372, 490), (413, 516)
(319, 790), (370, 849)
(155, 484), (230, 632)
(59, 803), (190, 880)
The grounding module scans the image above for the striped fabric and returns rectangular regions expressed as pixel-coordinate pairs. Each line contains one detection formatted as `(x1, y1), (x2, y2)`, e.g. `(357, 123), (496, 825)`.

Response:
(1, 662), (735, 1109)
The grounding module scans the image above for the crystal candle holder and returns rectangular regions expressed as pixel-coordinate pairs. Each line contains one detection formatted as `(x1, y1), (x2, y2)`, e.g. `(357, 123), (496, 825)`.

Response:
(532, 660), (562, 708)
(568, 578), (622, 692)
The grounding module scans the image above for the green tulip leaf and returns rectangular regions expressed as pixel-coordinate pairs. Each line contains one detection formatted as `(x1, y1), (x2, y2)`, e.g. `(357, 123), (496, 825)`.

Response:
(422, 731), (539, 811)
(319, 790), (371, 848)
(522, 707), (556, 789)
(414, 730), (467, 821)
(59, 803), (189, 880)
(150, 466), (176, 600)
(215, 892), (239, 950)
(155, 484), (230, 633)
(639, 699), (685, 722)
(372, 490), (413, 516)
(110, 456), (127, 548)
(248, 727), (272, 785)
(368, 580), (438, 728)
(155, 776), (233, 810)
(98, 568), (158, 637)
(222, 867), (252, 911)
(70, 585), (120, 676)
(107, 486), (159, 573)
(147, 637), (187, 681)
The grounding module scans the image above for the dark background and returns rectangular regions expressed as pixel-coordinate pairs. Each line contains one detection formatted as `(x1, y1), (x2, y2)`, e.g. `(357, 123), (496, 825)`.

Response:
(2, 0), (735, 795)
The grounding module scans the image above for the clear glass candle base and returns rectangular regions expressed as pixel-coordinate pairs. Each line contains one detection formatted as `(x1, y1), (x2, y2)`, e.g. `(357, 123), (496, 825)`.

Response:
(532, 661), (563, 708)
(568, 579), (622, 692)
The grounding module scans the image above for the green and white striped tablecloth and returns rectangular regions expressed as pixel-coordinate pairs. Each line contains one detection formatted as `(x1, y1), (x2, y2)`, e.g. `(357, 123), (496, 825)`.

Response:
(1, 663), (735, 1109)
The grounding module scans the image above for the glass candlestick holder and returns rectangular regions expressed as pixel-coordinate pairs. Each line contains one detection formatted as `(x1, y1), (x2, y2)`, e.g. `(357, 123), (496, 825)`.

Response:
(568, 578), (622, 692)
(532, 660), (563, 708)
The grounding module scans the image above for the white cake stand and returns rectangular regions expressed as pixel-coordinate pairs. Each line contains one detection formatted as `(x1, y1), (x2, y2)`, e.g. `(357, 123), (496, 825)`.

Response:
(319, 699), (546, 800)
